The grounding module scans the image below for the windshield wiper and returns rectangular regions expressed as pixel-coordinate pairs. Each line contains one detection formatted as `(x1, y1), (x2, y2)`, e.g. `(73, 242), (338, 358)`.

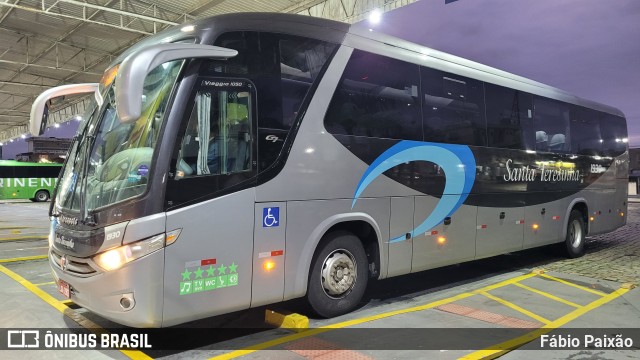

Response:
(75, 98), (106, 226)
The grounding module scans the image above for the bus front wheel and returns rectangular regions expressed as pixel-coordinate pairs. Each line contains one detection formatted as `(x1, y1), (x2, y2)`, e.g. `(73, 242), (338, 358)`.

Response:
(34, 190), (50, 202)
(306, 231), (368, 318)
(564, 210), (586, 258)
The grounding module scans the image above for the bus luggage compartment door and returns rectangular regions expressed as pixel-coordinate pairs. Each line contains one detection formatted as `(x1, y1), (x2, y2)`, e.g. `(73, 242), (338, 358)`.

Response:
(387, 196), (414, 277)
(523, 194), (564, 248)
(411, 195), (477, 272)
(474, 195), (525, 259)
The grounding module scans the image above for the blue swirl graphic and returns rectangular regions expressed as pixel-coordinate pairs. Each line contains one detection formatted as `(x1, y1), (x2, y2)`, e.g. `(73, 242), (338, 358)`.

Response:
(351, 140), (476, 243)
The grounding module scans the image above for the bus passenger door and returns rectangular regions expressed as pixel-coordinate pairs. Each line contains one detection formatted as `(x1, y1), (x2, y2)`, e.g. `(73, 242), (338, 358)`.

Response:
(412, 195), (477, 272)
(387, 197), (414, 277)
(163, 189), (256, 325)
(162, 78), (258, 325)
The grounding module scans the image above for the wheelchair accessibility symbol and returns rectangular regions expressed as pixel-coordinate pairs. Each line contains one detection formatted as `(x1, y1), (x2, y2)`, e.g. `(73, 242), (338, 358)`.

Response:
(262, 207), (279, 227)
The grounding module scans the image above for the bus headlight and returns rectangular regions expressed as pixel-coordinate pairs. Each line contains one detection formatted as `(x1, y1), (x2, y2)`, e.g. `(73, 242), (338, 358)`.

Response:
(93, 233), (165, 271)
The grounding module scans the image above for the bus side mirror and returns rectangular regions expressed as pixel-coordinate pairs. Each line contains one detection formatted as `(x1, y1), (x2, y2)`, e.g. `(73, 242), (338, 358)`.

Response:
(29, 83), (100, 135)
(115, 43), (238, 123)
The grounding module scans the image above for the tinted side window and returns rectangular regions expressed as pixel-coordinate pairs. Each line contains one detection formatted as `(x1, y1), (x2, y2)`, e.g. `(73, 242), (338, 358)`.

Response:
(533, 96), (571, 153)
(212, 32), (337, 171)
(485, 83), (534, 150)
(36, 166), (61, 178)
(279, 38), (337, 128)
(211, 32), (336, 131)
(600, 114), (628, 156)
(211, 32), (281, 130)
(325, 50), (422, 140)
(422, 67), (486, 146)
(12, 167), (32, 178)
(570, 107), (602, 156)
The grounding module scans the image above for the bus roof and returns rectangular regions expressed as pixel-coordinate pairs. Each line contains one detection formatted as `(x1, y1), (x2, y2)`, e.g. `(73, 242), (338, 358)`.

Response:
(108, 12), (625, 119)
(0, 160), (62, 167)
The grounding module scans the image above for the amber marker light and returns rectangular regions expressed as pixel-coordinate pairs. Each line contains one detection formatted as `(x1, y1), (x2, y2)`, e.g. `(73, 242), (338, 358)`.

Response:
(590, 216), (595, 221)
(437, 236), (446, 245)
(100, 64), (119, 88)
(532, 223), (539, 230)
(263, 260), (276, 271)
(620, 212), (625, 217)
(165, 229), (182, 246)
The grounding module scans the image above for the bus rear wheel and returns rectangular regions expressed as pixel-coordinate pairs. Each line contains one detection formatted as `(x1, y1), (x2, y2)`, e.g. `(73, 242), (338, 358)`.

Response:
(307, 231), (368, 318)
(34, 190), (50, 202)
(564, 210), (586, 258)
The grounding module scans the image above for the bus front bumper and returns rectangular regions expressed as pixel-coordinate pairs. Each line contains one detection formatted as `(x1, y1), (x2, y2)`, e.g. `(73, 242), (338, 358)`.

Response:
(50, 248), (165, 328)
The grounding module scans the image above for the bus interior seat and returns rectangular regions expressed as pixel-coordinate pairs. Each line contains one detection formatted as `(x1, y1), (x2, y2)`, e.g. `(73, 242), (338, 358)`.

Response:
(177, 159), (194, 176)
(536, 130), (548, 151)
(549, 133), (566, 151)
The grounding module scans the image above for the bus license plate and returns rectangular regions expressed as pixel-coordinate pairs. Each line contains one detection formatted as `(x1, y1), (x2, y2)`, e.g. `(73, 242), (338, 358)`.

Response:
(58, 280), (70, 298)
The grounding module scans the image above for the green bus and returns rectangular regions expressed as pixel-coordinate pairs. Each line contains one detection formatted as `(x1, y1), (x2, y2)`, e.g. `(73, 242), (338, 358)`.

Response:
(0, 160), (62, 202)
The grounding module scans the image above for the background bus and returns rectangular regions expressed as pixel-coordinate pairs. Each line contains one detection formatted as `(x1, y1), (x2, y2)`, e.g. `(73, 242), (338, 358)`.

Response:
(0, 160), (62, 202)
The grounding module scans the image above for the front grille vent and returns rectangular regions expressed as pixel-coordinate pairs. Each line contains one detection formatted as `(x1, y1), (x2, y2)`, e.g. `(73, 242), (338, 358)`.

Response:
(50, 248), (99, 277)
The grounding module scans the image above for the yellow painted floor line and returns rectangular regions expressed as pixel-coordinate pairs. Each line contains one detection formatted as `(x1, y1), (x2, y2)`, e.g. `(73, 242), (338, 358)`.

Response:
(0, 264), (152, 360)
(478, 291), (551, 325)
(539, 273), (607, 296)
(0, 235), (48, 241)
(460, 286), (630, 360)
(513, 282), (581, 308)
(209, 292), (474, 360)
(0, 226), (38, 230)
(209, 272), (538, 360)
(34, 281), (56, 286)
(472, 273), (537, 293)
(0, 255), (48, 263)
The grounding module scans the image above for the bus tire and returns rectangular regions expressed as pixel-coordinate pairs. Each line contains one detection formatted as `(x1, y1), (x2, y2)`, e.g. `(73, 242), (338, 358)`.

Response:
(306, 231), (368, 318)
(35, 190), (49, 202)
(564, 210), (586, 258)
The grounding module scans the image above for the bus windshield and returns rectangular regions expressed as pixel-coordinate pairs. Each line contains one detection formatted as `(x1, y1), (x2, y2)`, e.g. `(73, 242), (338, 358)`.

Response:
(55, 60), (183, 217)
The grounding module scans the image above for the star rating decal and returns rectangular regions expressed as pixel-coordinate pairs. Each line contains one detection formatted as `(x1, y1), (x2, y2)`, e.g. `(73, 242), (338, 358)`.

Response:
(206, 265), (216, 277)
(181, 269), (192, 281)
(179, 260), (239, 295)
(218, 264), (227, 275)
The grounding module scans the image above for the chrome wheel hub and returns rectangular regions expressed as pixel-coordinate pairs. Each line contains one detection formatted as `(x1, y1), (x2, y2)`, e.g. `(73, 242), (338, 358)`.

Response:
(321, 249), (357, 298)
(569, 220), (583, 248)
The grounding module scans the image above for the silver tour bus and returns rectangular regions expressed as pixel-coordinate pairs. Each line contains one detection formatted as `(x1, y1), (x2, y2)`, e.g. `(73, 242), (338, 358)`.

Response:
(30, 13), (628, 327)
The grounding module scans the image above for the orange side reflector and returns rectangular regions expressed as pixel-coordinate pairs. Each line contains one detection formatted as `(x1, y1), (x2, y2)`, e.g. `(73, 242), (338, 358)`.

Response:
(263, 261), (276, 271)
(100, 64), (119, 88)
